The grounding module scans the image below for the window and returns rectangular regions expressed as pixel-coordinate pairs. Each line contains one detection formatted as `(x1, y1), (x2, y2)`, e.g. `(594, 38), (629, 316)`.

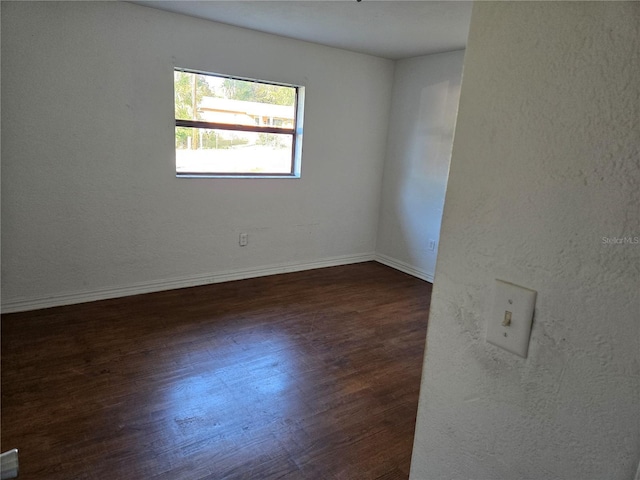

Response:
(174, 69), (304, 178)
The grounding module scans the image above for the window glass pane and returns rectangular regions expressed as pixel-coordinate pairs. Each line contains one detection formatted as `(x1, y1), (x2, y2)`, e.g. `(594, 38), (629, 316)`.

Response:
(174, 71), (213, 121)
(174, 71), (296, 128)
(176, 127), (293, 175)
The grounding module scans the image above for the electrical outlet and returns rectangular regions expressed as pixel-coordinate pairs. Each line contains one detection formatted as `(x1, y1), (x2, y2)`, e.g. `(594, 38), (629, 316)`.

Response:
(239, 233), (248, 247)
(428, 239), (436, 251)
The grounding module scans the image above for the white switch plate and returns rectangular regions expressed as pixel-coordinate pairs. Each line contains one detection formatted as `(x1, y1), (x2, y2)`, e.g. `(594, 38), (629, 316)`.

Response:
(486, 280), (536, 358)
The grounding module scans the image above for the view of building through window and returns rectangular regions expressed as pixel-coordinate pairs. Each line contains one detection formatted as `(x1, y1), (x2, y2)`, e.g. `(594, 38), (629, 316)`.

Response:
(174, 69), (303, 177)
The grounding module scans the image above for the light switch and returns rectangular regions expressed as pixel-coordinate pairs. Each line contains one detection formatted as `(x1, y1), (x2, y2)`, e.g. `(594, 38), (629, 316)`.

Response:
(486, 280), (536, 358)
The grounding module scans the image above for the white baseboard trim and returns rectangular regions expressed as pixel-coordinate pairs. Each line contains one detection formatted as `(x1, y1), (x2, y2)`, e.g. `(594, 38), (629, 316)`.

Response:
(1, 253), (375, 314)
(374, 253), (434, 283)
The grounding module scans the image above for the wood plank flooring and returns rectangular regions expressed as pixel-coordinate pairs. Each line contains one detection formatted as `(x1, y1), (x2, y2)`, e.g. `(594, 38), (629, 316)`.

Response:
(1, 262), (431, 479)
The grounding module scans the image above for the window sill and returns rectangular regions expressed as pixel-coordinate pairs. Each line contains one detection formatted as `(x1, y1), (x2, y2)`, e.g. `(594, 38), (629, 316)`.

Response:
(176, 173), (301, 179)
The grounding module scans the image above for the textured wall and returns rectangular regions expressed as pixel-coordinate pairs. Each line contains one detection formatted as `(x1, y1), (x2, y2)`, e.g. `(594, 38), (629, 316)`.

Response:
(1, 2), (394, 310)
(411, 2), (640, 479)
(376, 51), (465, 281)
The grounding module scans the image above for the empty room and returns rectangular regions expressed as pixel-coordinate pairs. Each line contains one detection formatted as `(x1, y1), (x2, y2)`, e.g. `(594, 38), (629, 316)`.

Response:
(2, 1), (639, 480)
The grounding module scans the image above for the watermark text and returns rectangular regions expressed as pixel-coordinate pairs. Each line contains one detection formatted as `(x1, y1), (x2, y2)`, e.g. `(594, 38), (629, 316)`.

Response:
(602, 236), (639, 245)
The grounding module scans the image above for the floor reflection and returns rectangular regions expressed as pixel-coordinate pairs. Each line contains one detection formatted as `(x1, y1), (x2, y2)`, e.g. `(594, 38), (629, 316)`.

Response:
(164, 329), (302, 454)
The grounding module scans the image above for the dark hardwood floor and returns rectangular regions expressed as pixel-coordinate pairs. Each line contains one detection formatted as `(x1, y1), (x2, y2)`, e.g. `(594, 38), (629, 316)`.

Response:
(1, 262), (431, 479)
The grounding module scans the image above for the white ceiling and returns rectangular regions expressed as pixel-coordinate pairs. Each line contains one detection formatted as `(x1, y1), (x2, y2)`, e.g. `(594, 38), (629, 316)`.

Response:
(132, 1), (473, 60)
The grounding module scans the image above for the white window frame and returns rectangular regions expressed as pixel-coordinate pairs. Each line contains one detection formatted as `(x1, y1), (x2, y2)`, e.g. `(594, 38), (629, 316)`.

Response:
(174, 68), (305, 179)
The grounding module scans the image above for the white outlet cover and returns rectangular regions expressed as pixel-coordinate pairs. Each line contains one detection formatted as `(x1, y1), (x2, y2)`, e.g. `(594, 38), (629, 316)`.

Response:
(486, 279), (537, 358)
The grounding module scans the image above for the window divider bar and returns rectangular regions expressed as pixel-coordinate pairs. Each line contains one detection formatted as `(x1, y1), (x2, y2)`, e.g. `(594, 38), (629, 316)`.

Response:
(175, 119), (294, 136)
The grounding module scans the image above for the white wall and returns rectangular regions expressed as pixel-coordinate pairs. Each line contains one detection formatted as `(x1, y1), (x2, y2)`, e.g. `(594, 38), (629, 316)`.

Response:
(1, 2), (394, 311)
(411, 3), (640, 480)
(376, 51), (464, 281)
